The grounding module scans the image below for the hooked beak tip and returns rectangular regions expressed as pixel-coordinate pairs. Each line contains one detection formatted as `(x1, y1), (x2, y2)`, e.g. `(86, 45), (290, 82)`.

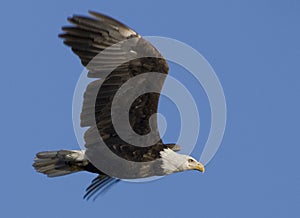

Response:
(196, 163), (205, 173)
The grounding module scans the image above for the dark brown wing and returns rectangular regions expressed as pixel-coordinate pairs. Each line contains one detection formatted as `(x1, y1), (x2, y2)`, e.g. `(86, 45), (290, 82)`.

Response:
(59, 11), (169, 163)
(83, 175), (120, 201)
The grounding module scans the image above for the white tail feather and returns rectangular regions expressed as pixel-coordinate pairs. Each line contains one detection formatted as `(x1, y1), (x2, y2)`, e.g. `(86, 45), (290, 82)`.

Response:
(33, 150), (88, 177)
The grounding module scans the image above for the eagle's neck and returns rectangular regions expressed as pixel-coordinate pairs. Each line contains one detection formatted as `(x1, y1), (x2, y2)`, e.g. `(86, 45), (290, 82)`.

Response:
(160, 148), (188, 174)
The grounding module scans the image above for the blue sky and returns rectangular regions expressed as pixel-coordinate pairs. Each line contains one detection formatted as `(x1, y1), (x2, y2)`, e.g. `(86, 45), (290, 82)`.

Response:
(1, 0), (299, 217)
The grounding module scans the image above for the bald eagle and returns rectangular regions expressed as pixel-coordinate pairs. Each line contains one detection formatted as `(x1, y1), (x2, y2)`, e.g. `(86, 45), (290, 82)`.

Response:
(33, 11), (205, 200)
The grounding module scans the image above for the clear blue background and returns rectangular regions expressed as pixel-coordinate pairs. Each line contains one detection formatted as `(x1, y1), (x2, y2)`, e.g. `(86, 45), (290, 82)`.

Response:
(1, 1), (299, 217)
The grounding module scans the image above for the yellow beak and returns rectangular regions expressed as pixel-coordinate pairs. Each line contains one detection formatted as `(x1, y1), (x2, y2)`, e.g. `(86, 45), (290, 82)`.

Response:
(195, 163), (205, 173)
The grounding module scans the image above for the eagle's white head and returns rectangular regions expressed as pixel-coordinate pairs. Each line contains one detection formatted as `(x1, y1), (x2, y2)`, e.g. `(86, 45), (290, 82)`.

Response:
(160, 148), (205, 175)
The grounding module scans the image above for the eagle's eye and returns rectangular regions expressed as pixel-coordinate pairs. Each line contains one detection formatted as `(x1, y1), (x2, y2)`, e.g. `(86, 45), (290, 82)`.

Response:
(188, 158), (195, 163)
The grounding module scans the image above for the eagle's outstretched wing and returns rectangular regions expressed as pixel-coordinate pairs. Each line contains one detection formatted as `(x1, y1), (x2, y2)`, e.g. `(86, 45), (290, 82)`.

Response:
(59, 11), (170, 198)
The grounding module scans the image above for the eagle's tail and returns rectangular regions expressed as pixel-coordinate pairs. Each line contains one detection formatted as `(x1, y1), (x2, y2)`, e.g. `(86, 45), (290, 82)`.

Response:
(33, 150), (88, 177)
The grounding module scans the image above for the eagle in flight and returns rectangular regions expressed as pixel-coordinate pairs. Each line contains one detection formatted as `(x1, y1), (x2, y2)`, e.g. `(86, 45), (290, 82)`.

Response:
(33, 11), (205, 200)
